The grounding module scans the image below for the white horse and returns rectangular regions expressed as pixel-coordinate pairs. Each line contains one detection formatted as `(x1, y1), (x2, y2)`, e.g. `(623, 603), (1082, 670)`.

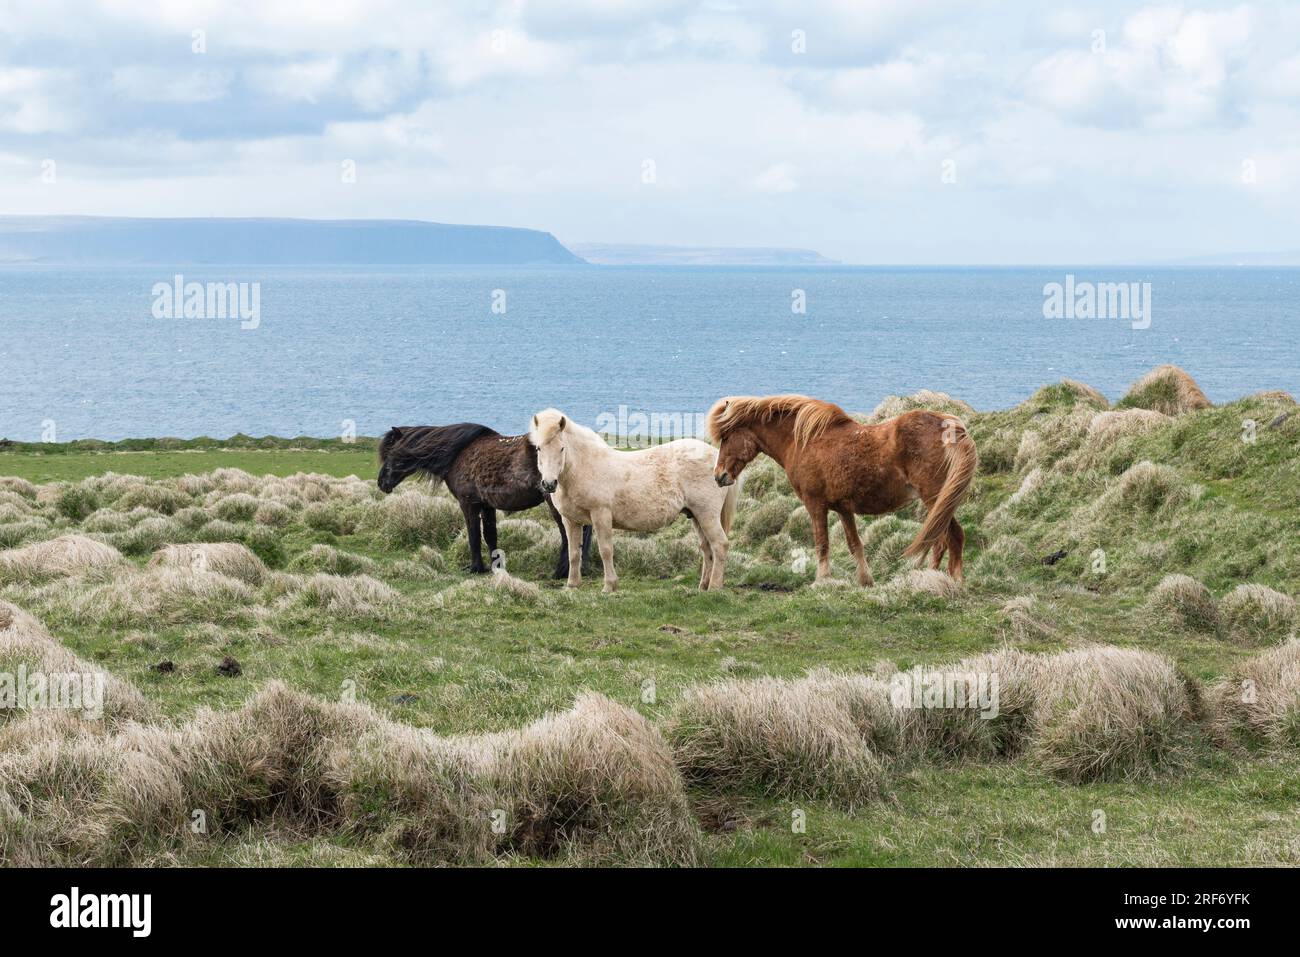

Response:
(529, 409), (739, 592)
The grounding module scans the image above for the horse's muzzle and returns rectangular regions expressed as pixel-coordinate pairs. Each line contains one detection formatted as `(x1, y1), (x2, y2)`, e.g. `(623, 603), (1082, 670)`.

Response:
(715, 472), (734, 488)
(540, 480), (558, 494)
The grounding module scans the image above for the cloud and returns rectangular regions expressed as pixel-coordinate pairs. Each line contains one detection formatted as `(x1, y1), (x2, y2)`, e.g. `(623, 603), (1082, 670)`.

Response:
(0, 1), (1297, 262)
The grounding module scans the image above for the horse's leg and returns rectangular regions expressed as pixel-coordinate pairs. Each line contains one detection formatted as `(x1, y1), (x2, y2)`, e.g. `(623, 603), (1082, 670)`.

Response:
(460, 500), (486, 573)
(482, 508), (500, 571)
(545, 495), (571, 579)
(691, 516), (713, 590)
(836, 508), (873, 587)
(593, 509), (618, 594)
(946, 518), (965, 582)
(806, 498), (831, 580)
(580, 524), (594, 573)
(929, 540), (946, 570)
(698, 510), (729, 590)
(561, 514), (584, 588)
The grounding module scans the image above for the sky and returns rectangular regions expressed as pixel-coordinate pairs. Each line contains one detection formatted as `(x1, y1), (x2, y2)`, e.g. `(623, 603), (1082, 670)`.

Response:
(0, 0), (1298, 264)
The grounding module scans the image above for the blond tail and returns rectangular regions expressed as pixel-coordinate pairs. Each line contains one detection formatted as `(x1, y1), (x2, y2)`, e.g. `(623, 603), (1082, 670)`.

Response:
(720, 478), (741, 536)
(902, 420), (977, 561)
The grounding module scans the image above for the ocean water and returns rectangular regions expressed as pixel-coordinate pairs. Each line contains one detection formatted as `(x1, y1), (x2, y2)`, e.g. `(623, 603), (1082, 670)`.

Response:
(1, 264), (1297, 442)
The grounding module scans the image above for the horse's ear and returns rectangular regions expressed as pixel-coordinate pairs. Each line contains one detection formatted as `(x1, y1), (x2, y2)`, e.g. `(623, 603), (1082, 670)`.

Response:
(558, 416), (567, 432)
(532, 415), (538, 429)
(390, 427), (403, 438)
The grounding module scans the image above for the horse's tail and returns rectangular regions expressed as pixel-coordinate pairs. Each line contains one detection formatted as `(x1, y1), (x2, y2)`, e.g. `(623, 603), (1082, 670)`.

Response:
(902, 416), (978, 561)
(720, 475), (741, 536)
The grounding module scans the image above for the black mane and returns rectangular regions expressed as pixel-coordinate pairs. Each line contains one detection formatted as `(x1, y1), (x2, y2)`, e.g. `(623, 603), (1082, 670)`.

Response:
(378, 423), (500, 478)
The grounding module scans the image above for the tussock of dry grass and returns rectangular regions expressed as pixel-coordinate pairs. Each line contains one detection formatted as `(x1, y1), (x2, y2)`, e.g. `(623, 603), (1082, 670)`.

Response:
(1, 682), (698, 866)
(1120, 364), (1212, 415)
(666, 670), (892, 806)
(288, 543), (378, 577)
(1219, 584), (1296, 642)
(1025, 647), (1196, 782)
(61, 566), (255, 626)
(873, 569), (963, 603)
(364, 491), (461, 549)
(474, 692), (701, 864)
(148, 543), (267, 585)
(1147, 574), (1220, 632)
(0, 600), (152, 730)
(287, 573), (400, 616)
(866, 389), (974, 424)
(435, 570), (545, 607)
(1208, 641), (1300, 748)
(0, 534), (123, 582)
(666, 645), (1197, 803)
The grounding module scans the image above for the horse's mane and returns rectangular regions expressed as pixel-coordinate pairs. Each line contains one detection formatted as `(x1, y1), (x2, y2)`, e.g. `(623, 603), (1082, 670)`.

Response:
(378, 423), (500, 477)
(529, 408), (605, 450)
(707, 394), (853, 448)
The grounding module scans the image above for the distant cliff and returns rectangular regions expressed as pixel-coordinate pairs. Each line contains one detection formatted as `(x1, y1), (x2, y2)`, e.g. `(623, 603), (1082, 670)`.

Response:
(0, 216), (586, 265)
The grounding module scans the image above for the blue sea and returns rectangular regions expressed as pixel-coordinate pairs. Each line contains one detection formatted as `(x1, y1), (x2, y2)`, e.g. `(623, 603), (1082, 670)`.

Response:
(1, 265), (1297, 441)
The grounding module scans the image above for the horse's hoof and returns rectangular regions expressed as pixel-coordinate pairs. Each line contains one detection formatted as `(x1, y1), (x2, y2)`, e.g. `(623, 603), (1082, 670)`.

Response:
(466, 565), (488, 575)
(602, 582), (618, 594)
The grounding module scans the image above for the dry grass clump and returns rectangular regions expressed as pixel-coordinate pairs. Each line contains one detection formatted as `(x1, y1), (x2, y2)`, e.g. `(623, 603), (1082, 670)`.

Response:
(1083, 408), (1171, 453)
(1087, 460), (1199, 522)
(364, 491), (462, 549)
(873, 569), (963, 603)
(148, 543), (267, 585)
(1058, 378), (1109, 407)
(476, 692), (701, 864)
(289, 573), (400, 616)
(113, 483), (191, 515)
(1147, 574), (1220, 632)
(209, 467), (259, 492)
(1218, 584), (1296, 642)
(866, 389), (974, 424)
(1248, 389), (1296, 405)
(213, 492), (261, 522)
(1024, 647), (1196, 782)
(0, 477), (38, 500)
(435, 571), (545, 607)
(0, 600), (152, 729)
(2, 681), (699, 867)
(665, 671), (891, 806)
(666, 645), (1197, 800)
(63, 566), (255, 626)
(253, 500), (294, 527)
(0, 534), (123, 583)
(1120, 364), (1212, 415)
(0, 519), (50, 549)
(1000, 595), (1057, 642)
(738, 494), (798, 545)
(110, 515), (186, 555)
(1207, 641), (1300, 748)
(288, 544), (378, 577)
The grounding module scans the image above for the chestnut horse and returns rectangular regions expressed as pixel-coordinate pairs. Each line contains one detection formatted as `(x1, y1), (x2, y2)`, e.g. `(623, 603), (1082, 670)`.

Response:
(708, 395), (977, 584)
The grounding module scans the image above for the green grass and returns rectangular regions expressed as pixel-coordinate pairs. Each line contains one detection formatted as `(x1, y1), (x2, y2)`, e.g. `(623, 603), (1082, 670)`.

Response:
(3, 378), (1300, 866)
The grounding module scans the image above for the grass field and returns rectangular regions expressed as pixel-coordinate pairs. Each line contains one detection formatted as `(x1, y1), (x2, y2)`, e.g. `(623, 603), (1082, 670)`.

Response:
(2, 366), (1299, 867)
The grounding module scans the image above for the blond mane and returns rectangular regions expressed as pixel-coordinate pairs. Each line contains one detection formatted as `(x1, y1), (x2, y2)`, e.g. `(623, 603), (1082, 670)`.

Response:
(707, 394), (853, 448)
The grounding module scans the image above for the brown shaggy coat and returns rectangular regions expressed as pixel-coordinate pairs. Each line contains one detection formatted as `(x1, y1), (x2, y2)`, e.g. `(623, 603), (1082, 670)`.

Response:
(709, 395), (977, 584)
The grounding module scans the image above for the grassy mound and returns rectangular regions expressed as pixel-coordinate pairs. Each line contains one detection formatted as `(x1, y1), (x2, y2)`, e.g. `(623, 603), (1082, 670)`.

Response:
(1208, 641), (1300, 748)
(1119, 365), (1212, 415)
(0, 535), (123, 583)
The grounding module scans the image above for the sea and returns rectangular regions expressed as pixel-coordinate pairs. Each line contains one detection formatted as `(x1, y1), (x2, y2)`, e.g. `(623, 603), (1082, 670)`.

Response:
(1, 264), (1296, 442)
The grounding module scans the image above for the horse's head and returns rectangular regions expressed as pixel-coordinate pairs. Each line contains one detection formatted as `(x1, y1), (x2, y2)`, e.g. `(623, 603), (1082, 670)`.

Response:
(714, 423), (759, 487)
(529, 409), (569, 494)
(376, 426), (414, 494)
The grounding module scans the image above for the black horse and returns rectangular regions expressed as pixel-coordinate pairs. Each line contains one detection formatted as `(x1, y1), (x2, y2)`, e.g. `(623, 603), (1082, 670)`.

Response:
(377, 423), (591, 577)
